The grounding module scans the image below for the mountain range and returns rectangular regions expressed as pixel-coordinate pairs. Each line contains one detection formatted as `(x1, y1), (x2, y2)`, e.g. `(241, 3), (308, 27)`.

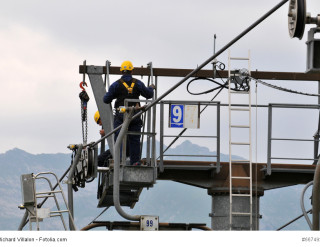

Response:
(0, 140), (312, 231)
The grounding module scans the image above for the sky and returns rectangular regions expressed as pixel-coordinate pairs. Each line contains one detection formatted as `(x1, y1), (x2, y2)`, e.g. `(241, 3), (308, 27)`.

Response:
(1, 0), (320, 162)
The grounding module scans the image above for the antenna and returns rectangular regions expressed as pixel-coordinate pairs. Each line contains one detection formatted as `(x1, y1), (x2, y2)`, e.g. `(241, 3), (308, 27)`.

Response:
(212, 34), (217, 78)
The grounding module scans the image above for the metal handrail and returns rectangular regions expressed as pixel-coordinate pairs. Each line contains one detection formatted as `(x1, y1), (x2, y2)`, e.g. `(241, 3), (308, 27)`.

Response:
(34, 172), (77, 231)
(124, 98), (157, 167)
(267, 103), (320, 175)
(159, 101), (220, 173)
(35, 176), (67, 230)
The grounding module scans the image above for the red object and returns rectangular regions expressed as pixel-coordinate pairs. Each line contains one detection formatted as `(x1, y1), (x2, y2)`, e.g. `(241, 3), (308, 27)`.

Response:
(80, 81), (87, 91)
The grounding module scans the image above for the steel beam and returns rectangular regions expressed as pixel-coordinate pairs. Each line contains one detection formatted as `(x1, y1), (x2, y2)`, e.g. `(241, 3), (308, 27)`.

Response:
(81, 221), (211, 231)
(86, 66), (115, 156)
(80, 65), (320, 81)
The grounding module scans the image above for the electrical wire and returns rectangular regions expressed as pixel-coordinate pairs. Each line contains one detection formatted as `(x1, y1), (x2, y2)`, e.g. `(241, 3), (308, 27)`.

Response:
(186, 77), (229, 95)
(186, 74), (250, 96)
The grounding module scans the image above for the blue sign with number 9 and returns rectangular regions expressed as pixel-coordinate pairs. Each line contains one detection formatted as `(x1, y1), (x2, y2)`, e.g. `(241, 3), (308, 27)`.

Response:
(170, 104), (184, 128)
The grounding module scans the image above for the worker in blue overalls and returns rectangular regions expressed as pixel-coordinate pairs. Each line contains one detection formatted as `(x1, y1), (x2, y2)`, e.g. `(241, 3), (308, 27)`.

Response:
(103, 60), (155, 166)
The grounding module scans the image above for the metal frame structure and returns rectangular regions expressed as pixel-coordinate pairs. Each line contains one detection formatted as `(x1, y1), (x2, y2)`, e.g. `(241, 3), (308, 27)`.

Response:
(18, 0), (320, 231)
(19, 172), (76, 231)
(77, 59), (320, 230)
(267, 103), (320, 175)
(159, 100), (221, 173)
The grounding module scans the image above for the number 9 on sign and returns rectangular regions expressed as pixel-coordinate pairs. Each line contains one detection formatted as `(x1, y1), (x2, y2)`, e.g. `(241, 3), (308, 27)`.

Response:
(172, 105), (182, 122)
(170, 104), (184, 128)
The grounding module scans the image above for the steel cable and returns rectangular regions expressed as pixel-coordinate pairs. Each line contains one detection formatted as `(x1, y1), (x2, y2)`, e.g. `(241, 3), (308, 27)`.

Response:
(249, 77), (320, 97)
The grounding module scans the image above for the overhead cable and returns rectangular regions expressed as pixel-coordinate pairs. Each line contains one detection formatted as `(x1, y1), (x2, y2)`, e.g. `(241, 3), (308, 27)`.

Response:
(245, 75), (320, 97)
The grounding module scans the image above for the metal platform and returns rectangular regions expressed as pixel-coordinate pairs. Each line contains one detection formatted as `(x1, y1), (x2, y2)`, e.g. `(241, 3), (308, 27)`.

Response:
(158, 160), (315, 192)
(97, 189), (140, 208)
(107, 165), (155, 189)
(97, 165), (155, 208)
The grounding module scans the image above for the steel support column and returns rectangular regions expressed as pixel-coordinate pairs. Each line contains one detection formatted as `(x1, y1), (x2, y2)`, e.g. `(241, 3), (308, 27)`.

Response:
(86, 66), (115, 157)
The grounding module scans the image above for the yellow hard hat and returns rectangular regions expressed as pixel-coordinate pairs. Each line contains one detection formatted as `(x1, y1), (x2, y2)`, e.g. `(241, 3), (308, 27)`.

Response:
(120, 61), (134, 71)
(94, 111), (100, 124)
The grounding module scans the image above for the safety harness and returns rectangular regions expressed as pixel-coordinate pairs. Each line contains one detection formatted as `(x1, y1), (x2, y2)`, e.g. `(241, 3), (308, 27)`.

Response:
(121, 79), (136, 94)
(114, 78), (140, 109)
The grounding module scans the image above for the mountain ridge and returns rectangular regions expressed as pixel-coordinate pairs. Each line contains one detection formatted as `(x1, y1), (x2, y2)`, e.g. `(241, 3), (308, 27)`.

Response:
(0, 141), (312, 230)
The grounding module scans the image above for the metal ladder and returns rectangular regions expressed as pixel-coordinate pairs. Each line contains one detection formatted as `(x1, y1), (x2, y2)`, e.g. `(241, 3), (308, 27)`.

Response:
(228, 50), (253, 230)
(20, 172), (76, 230)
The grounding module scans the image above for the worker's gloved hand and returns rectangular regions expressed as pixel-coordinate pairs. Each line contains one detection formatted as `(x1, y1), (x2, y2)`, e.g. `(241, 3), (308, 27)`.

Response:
(100, 129), (105, 136)
(149, 84), (156, 90)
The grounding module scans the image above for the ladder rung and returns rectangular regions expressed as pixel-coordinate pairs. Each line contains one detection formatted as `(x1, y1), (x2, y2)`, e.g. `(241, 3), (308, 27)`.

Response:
(231, 176), (251, 180)
(36, 190), (62, 195)
(230, 57), (250, 60)
(230, 125), (250, 128)
(231, 142), (250, 145)
(231, 212), (251, 216)
(230, 91), (249, 94)
(50, 214), (63, 218)
(231, 194), (251, 197)
(230, 108), (250, 111)
(51, 210), (69, 214)
(36, 195), (55, 198)
(231, 160), (250, 163)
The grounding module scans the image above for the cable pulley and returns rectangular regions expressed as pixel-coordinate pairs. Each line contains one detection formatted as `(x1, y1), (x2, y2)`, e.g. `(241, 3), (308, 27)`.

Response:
(288, 0), (320, 40)
(288, 0), (306, 39)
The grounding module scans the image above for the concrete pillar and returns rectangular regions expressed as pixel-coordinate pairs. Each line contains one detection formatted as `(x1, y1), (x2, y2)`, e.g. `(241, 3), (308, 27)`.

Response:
(209, 193), (262, 230)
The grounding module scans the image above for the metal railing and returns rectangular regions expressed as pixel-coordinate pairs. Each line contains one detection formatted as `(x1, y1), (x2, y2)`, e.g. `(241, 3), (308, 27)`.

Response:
(267, 103), (320, 175)
(159, 100), (221, 173)
(124, 99), (157, 168)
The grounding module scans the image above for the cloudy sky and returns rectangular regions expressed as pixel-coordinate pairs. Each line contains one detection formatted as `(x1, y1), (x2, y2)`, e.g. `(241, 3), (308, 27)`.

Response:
(1, 0), (319, 160)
